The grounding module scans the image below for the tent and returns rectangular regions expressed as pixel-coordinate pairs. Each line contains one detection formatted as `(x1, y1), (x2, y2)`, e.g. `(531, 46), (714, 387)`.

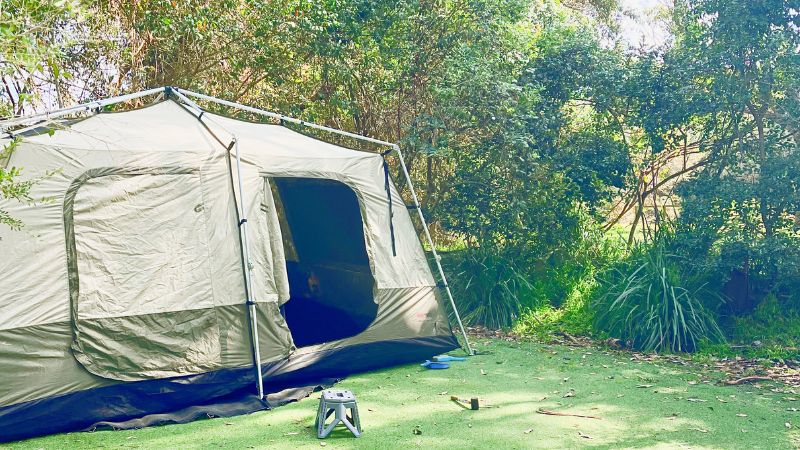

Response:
(0, 87), (471, 442)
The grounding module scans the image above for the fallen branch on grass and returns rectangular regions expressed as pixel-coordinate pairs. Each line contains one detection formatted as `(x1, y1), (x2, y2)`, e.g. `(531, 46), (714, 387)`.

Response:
(557, 331), (582, 346)
(721, 376), (774, 385)
(722, 373), (800, 385)
(536, 408), (602, 420)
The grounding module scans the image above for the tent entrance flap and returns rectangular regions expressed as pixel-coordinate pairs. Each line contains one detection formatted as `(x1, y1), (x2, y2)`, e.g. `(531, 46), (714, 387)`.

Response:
(269, 177), (378, 348)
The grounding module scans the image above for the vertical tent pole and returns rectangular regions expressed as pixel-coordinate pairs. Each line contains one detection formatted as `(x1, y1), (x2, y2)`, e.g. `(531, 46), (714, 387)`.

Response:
(391, 144), (474, 355)
(169, 88), (265, 399)
(233, 137), (265, 400)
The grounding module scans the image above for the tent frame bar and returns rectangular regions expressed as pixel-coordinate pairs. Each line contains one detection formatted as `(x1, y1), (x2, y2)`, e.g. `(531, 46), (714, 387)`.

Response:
(392, 144), (474, 355)
(173, 88), (395, 147)
(0, 87), (166, 131)
(0, 85), (474, 356)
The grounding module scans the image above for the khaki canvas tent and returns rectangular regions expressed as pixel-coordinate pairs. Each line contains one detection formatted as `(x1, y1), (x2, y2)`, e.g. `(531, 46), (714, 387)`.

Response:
(0, 87), (471, 442)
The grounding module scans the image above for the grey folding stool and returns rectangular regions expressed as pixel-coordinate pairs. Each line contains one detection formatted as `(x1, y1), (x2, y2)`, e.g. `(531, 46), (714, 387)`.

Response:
(316, 390), (362, 438)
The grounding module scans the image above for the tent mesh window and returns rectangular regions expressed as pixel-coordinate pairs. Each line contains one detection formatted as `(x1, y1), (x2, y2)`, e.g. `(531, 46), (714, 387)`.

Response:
(270, 177), (378, 347)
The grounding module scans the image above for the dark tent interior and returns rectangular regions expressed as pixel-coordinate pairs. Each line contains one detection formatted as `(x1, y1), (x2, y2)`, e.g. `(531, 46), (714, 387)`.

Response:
(270, 177), (378, 348)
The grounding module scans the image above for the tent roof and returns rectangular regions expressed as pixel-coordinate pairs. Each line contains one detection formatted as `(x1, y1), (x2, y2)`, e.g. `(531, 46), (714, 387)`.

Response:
(10, 100), (378, 161)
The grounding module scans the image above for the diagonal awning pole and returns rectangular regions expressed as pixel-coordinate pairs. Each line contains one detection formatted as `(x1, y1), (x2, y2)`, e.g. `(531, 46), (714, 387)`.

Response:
(391, 144), (474, 355)
(0, 86), (166, 132)
(174, 88), (395, 147)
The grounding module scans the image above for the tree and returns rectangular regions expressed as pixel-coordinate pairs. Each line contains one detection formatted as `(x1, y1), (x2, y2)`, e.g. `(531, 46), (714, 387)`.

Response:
(431, 4), (630, 260)
(666, 0), (799, 310)
(0, 0), (82, 228)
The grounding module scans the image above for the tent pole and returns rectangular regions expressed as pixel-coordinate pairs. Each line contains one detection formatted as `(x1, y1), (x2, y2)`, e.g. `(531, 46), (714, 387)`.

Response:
(174, 88), (395, 147)
(391, 144), (474, 356)
(170, 88), (266, 399)
(233, 137), (266, 400)
(0, 86), (167, 131)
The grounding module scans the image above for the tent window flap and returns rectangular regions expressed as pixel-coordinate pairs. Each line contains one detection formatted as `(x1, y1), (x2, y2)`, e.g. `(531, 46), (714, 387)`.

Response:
(64, 167), (221, 380)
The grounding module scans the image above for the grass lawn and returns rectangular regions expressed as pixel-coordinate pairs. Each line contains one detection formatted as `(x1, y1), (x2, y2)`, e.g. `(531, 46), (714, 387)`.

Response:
(4, 338), (800, 449)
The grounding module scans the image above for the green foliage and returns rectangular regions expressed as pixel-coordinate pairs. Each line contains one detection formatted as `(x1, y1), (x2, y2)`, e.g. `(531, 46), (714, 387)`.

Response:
(430, 4), (632, 266)
(697, 294), (800, 359)
(513, 221), (626, 338)
(0, 139), (34, 229)
(640, 0), (800, 311)
(513, 281), (597, 339)
(594, 238), (725, 352)
(446, 247), (535, 329)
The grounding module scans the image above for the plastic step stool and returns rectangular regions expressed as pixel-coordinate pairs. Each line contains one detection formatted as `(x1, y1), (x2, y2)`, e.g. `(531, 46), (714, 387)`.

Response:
(315, 390), (362, 438)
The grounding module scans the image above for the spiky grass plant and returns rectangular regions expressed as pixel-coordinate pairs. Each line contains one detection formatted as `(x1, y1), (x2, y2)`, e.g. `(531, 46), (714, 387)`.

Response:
(594, 241), (724, 352)
(449, 248), (534, 329)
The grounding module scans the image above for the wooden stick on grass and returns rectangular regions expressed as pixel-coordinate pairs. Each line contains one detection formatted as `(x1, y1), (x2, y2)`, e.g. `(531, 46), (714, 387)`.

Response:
(536, 408), (602, 420)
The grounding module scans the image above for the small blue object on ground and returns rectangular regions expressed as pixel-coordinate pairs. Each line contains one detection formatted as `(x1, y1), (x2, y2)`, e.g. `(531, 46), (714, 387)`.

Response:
(316, 390), (362, 438)
(420, 360), (450, 369)
(432, 355), (467, 362)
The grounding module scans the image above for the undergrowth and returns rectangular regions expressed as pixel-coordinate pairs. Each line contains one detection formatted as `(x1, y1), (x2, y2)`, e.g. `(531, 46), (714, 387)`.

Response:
(513, 276), (598, 339)
(593, 238), (725, 353)
(698, 294), (800, 360)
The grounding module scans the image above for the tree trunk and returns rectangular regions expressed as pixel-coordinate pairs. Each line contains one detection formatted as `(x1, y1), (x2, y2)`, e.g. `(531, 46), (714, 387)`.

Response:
(752, 108), (772, 238)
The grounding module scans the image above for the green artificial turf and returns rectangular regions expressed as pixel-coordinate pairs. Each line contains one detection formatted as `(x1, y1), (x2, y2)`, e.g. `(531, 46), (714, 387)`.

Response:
(4, 338), (800, 449)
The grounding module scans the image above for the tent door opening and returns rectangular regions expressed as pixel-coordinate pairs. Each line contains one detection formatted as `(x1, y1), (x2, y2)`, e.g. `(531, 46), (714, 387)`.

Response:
(268, 177), (378, 348)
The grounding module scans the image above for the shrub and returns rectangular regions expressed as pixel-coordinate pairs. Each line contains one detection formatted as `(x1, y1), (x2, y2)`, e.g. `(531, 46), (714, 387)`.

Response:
(513, 222), (626, 338)
(514, 284), (597, 339)
(446, 247), (535, 329)
(726, 294), (800, 352)
(593, 239), (725, 353)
